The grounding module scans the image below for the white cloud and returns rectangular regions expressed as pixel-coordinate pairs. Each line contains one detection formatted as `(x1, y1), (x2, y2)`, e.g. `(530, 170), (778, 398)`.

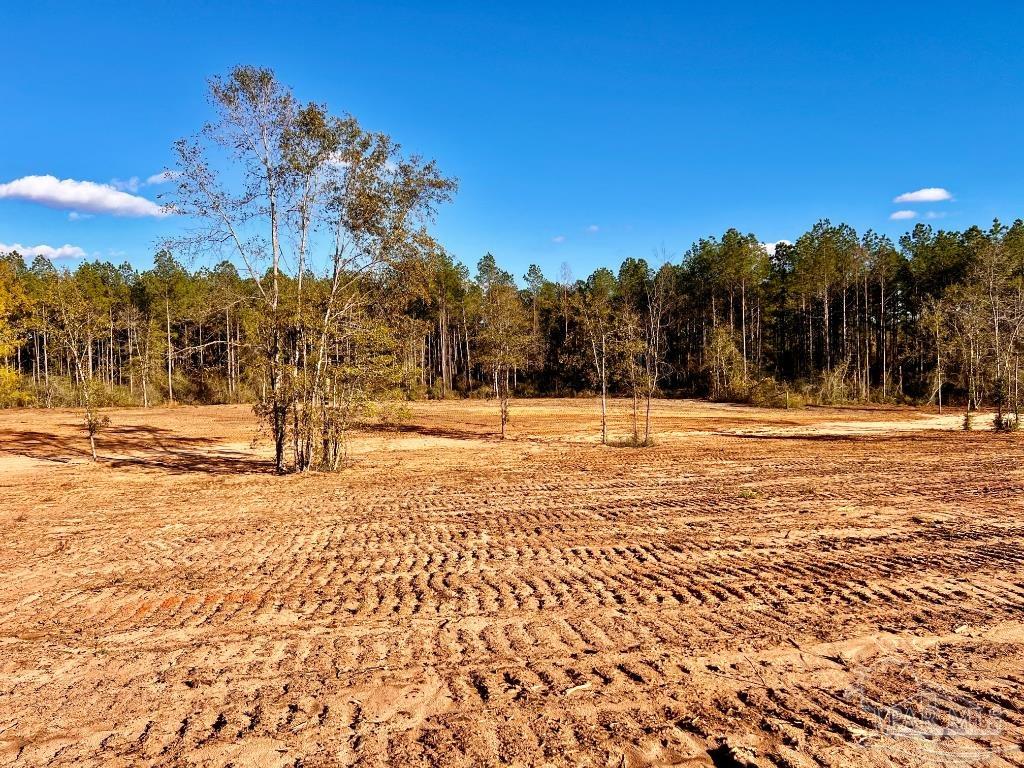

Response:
(114, 171), (179, 190)
(585, 224), (600, 233)
(890, 209), (917, 220)
(68, 211), (94, 221)
(146, 170), (179, 185)
(0, 175), (168, 217)
(893, 187), (953, 203)
(111, 176), (142, 193)
(924, 211), (949, 220)
(762, 240), (791, 256)
(552, 235), (566, 244)
(0, 241), (86, 260)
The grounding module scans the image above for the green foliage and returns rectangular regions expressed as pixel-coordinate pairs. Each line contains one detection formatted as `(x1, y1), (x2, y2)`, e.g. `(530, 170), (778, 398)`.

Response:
(0, 368), (34, 408)
(747, 378), (805, 409)
(993, 409), (1019, 432)
(704, 327), (750, 401)
(814, 359), (852, 406)
(84, 407), (110, 441)
(4, 210), (1024, 437)
(607, 434), (656, 448)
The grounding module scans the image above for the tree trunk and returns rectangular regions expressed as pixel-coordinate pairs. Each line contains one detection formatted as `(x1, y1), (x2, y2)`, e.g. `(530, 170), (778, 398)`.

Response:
(109, 309), (115, 387)
(600, 335), (607, 445)
(841, 287), (847, 361)
(43, 326), (49, 391)
(644, 390), (652, 445)
(165, 297), (174, 404)
(462, 306), (472, 390)
(880, 279), (887, 398)
(823, 291), (831, 371)
(740, 280), (747, 377)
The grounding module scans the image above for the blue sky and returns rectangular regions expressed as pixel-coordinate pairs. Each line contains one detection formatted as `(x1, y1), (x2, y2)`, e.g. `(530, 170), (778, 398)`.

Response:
(3, 1), (1024, 280)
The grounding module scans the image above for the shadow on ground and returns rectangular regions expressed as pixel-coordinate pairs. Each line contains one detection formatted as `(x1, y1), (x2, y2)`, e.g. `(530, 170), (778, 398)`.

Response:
(0, 423), (270, 475)
(374, 422), (499, 441)
(721, 430), (966, 443)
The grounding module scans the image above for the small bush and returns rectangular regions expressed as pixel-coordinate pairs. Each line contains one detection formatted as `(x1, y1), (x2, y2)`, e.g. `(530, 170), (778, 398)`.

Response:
(166, 370), (200, 404)
(993, 413), (1019, 433)
(92, 385), (139, 408)
(403, 381), (428, 400)
(814, 360), (852, 405)
(607, 435), (655, 448)
(514, 380), (540, 398)
(747, 378), (805, 409)
(39, 376), (79, 407)
(371, 400), (411, 428)
(0, 367), (35, 408)
(704, 328), (750, 401)
(192, 372), (235, 404)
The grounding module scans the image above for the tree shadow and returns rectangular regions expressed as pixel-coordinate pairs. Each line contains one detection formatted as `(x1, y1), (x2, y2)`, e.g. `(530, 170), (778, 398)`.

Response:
(0, 422), (271, 475)
(721, 431), (947, 443)
(374, 422), (498, 441)
(104, 451), (269, 475)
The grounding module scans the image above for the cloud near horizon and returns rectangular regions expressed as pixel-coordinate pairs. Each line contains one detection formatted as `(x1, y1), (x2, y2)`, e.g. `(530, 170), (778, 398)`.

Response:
(111, 176), (142, 193)
(0, 175), (169, 217)
(893, 187), (953, 203)
(762, 240), (791, 256)
(0, 241), (86, 259)
(112, 171), (179, 193)
(146, 170), (179, 185)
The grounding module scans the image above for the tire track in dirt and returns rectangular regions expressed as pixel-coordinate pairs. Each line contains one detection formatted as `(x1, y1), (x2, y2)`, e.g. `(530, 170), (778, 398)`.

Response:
(1, 401), (1022, 766)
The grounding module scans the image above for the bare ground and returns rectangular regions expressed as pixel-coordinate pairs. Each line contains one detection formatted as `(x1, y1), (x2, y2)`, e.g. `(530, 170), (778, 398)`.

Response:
(0, 399), (1022, 767)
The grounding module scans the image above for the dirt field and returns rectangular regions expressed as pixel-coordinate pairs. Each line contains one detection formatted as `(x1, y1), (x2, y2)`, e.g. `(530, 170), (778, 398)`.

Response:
(1, 399), (1023, 767)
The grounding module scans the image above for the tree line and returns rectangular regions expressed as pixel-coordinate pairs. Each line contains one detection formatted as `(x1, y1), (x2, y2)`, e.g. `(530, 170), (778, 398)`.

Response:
(1, 67), (1022, 470)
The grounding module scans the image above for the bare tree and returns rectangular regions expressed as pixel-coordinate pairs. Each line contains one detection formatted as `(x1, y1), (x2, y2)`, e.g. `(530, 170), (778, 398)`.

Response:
(572, 269), (616, 444)
(476, 265), (530, 438)
(48, 270), (109, 460)
(617, 306), (646, 444)
(169, 66), (455, 471)
(641, 262), (672, 444)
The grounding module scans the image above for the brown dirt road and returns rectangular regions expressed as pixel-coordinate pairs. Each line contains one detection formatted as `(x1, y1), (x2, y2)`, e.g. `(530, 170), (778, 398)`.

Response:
(1, 399), (1022, 767)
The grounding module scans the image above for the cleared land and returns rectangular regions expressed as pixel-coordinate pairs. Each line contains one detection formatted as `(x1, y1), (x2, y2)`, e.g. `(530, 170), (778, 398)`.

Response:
(1, 399), (1023, 768)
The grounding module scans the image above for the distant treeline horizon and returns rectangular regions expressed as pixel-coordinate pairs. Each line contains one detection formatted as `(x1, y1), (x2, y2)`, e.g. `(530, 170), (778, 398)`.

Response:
(2, 215), (1023, 419)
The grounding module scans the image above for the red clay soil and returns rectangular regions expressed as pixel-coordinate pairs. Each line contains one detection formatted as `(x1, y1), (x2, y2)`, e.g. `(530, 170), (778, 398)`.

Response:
(0, 399), (1022, 767)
